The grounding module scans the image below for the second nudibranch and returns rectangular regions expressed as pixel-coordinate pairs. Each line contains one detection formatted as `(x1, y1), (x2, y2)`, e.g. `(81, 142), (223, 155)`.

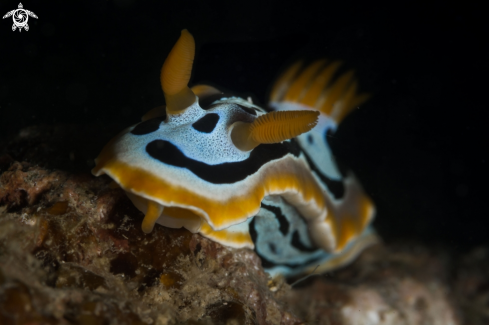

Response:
(92, 29), (377, 278)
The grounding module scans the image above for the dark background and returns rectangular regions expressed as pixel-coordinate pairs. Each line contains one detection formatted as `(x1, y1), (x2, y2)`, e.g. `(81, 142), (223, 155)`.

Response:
(0, 0), (488, 249)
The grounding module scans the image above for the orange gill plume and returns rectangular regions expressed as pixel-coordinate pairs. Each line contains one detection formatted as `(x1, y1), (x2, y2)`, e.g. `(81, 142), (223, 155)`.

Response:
(231, 110), (320, 151)
(283, 60), (326, 102)
(271, 60), (370, 124)
(160, 29), (197, 114)
(269, 61), (303, 103)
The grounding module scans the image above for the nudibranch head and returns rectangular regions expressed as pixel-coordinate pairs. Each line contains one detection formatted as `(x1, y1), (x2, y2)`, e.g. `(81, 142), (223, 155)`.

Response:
(92, 30), (321, 247)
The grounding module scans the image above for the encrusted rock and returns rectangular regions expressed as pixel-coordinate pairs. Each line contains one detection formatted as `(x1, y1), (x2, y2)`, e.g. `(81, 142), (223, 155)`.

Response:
(0, 124), (486, 324)
(0, 156), (301, 324)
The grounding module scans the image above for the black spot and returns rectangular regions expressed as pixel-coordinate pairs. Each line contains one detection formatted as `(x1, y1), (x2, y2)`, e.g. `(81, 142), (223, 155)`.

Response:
(237, 104), (257, 116)
(325, 128), (335, 142)
(261, 203), (289, 236)
(192, 113), (220, 133)
(130, 116), (165, 135)
(307, 134), (314, 144)
(146, 139), (300, 184)
(269, 243), (277, 254)
(291, 231), (318, 253)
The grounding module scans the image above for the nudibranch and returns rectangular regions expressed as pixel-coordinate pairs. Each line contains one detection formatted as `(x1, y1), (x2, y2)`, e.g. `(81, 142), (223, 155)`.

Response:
(92, 29), (377, 278)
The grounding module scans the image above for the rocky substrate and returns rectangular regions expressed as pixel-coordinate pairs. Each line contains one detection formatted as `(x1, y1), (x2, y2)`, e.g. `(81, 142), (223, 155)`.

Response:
(0, 124), (487, 325)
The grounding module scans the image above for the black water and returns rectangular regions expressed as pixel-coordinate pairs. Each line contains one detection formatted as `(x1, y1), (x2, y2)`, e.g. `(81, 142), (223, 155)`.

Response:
(0, 0), (487, 249)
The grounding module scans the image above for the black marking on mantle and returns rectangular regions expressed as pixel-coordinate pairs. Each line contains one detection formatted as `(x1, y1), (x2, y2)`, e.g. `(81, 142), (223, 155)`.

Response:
(291, 230), (319, 253)
(249, 217), (324, 270)
(261, 203), (289, 236)
(192, 113), (220, 133)
(300, 146), (345, 200)
(146, 139), (300, 184)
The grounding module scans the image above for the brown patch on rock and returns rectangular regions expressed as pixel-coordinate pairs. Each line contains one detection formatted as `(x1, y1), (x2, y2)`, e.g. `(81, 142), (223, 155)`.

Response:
(45, 201), (69, 215)
(0, 161), (66, 209)
(159, 271), (184, 290)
